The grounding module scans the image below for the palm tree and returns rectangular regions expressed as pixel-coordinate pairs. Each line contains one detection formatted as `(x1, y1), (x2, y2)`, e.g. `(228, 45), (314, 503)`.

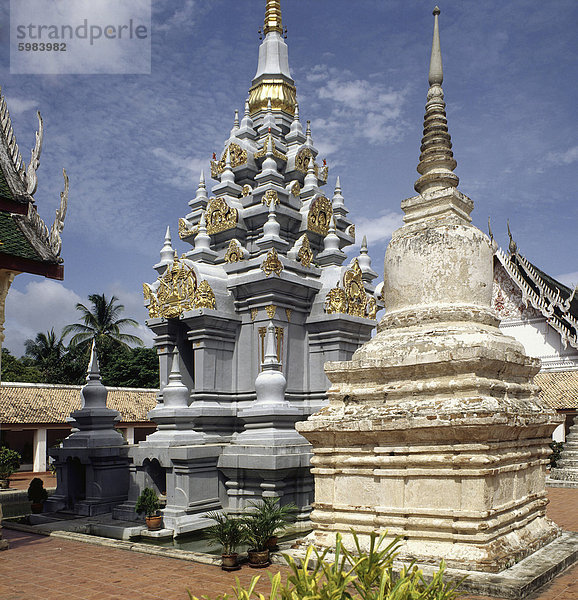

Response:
(63, 293), (143, 350)
(24, 328), (65, 364)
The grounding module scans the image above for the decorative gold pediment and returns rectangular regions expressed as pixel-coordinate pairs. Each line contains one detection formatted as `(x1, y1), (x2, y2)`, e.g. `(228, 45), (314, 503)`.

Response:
(261, 248), (283, 277)
(178, 217), (197, 240)
(324, 259), (376, 320)
(295, 147), (316, 175)
(307, 196), (333, 236)
(242, 184), (252, 197)
(254, 134), (287, 161)
(290, 181), (301, 197)
(347, 224), (356, 241)
(143, 257), (216, 319)
(210, 142), (247, 178)
(297, 234), (313, 267)
(194, 280), (216, 309)
(206, 197), (238, 234)
(265, 305), (277, 319)
(224, 239), (243, 263)
(262, 189), (280, 207)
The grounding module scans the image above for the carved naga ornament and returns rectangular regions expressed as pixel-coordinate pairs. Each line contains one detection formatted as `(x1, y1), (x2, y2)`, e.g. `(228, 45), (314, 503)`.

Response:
(324, 259), (377, 319)
(143, 256), (216, 319)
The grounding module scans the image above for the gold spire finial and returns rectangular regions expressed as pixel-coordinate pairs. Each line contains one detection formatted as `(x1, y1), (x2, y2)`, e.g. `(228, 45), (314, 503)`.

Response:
(264, 0), (283, 35)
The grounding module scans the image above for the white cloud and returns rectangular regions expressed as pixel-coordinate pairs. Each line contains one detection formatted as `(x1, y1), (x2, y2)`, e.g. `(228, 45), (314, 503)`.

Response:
(151, 147), (208, 191)
(546, 146), (578, 166)
(556, 271), (578, 289)
(354, 211), (404, 247)
(4, 97), (38, 115)
(4, 279), (83, 357)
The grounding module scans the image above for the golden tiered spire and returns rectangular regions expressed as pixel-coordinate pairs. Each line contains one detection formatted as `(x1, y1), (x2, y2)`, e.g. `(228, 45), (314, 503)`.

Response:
(264, 0), (283, 34)
(248, 0), (296, 116)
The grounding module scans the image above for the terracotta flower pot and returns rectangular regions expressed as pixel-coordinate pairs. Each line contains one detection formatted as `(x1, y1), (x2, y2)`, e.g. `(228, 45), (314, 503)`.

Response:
(221, 553), (240, 571)
(31, 502), (44, 514)
(265, 536), (278, 551)
(247, 549), (270, 568)
(145, 515), (163, 531)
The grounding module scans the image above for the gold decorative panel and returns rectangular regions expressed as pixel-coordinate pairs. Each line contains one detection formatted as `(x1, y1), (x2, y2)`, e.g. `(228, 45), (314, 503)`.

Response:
(324, 259), (376, 320)
(206, 197), (238, 234)
(224, 239), (243, 263)
(242, 184), (252, 197)
(261, 248), (283, 277)
(251, 308), (259, 322)
(291, 181), (301, 197)
(307, 196), (333, 236)
(210, 142), (247, 178)
(295, 147), (316, 175)
(143, 257), (217, 319)
(262, 189), (280, 206)
(297, 234), (313, 267)
(254, 134), (287, 161)
(265, 305), (277, 319)
(178, 217), (197, 240)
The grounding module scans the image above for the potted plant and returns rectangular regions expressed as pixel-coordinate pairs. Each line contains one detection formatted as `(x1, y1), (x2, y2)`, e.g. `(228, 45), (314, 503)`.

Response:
(204, 511), (246, 571)
(249, 497), (298, 551)
(242, 511), (272, 568)
(0, 447), (21, 489)
(27, 477), (48, 513)
(135, 487), (162, 530)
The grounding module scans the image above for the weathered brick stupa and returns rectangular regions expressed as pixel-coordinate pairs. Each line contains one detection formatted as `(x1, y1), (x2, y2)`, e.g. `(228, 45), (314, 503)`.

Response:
(297, 7), (567, 576)
(113, 0), (380, 534)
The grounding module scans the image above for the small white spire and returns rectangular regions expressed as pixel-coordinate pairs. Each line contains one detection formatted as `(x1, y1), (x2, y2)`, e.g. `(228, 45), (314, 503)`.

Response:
(323, 219), (341, 253)
(357, 234), (378, 282)
(303, 156), (317, 189)
(194, 211), (212, 251)
(262, 135), (278, 173)
(162, 348), (189, 408)
(289, 103), (303, 135)
(332, 176), (347, 216)
(429, 7), (443, 86)
(263, 200), (281, 238)
(87, 339), (100, 380)
(305, 120), (312, 145)
(263, 321), (280, 367)
(221, 147), (236, 185)
(229, 109), (240, 137)
(160, 225), (174, 264)
(240, 99), (254, 130)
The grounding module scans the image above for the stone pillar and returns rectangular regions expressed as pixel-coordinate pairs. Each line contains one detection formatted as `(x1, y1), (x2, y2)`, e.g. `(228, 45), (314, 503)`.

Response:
(33, 427), (47, 472)
(125, 426), (135, 445)
(297, 8), (562, 575)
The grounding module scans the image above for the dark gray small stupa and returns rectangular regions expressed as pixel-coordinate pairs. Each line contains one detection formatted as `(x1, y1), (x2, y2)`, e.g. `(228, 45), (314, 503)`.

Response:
(46, 341), (130, 515)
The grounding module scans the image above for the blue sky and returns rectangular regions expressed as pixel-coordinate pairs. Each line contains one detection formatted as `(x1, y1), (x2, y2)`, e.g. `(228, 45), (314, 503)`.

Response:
(2, 0), (577, 355)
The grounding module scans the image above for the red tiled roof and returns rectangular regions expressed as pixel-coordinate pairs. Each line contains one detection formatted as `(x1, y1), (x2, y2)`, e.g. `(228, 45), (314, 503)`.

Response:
(0, 383), (157, 424)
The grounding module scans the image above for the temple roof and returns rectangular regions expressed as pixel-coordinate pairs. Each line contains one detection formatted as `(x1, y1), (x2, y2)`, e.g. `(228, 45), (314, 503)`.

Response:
(0, 86), (67, 280)
(495, 244), (578, 350)
(0, 382), (157, 424)
(534, 371), (578, 410)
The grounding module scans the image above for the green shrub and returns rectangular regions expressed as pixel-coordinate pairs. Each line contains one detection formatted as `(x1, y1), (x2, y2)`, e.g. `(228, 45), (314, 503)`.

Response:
(549, 441), (564, 469)
(28, 477), (49, 503)
(204, 512), (247, 555)
(188, 531), (464, 600)
(135, 487), (160, 517)
(0, 446), (21, 479)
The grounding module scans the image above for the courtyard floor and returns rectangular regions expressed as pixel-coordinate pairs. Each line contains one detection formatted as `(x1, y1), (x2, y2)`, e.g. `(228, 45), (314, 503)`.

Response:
(0, 486), (576, 600)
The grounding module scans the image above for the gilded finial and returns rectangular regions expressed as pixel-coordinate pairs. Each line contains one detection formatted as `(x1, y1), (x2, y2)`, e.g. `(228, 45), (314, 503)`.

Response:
(264, 0), (283, 35)
(429, 7), (443, 86)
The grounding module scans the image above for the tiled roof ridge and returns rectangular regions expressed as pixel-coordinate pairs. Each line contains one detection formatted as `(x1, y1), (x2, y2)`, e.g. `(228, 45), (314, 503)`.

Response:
(1, 381), (158, 392)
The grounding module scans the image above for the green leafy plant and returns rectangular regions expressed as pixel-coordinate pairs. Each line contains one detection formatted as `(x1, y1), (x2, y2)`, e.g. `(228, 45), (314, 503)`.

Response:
(0, 446), (21, 479)
(204, 512), (247, 555)
(135, 487), (160, 517)
(27, 477), (49, 503)
(188, 531), (465, 600)
(549, 441), (564, 469)
(242, 497), (298, 551)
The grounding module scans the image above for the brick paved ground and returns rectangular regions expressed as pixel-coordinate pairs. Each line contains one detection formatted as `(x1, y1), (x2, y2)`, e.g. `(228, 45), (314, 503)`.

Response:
(0, 486), (576, 600)
(6, 471), (56, 491)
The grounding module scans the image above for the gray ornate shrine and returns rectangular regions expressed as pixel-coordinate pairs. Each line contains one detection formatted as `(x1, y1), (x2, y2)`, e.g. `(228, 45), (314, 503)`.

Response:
(111, 0), (380, 534)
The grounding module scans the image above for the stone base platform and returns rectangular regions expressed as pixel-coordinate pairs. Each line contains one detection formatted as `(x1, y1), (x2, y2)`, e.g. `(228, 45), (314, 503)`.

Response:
(546, 477), (578, 489)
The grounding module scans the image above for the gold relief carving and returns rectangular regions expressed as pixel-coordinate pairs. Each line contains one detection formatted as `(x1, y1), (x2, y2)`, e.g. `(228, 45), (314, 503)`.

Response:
(324, 259), (376, 320)
(285, 308), (292, 322)
(251, 308), (259, 322)
(211, 143), (248, 178)
(347, 224), (355, 241)
(194, 280), (216, 310)
(291, 181), (301, 197)
(242, 184), (252, 197)
(258, 325), (285, 369)
(295, 147), (316, 175)
(297, 234), (313, 267)
(206, 197), (238, 234)
(224, 239), (243, 263)
(144, 257), (198, 319)
(262, 189), (280, 207)
(265, 305), (277, 319)
(324, 287), (347, 315)
(261, 248), (283, 277)
(307, 196), (333, 236)
(178, 218), (197, 240)
(254, 134), (287, 161)
(366, 296), (377, 320)
(143, 283), (160, 318)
